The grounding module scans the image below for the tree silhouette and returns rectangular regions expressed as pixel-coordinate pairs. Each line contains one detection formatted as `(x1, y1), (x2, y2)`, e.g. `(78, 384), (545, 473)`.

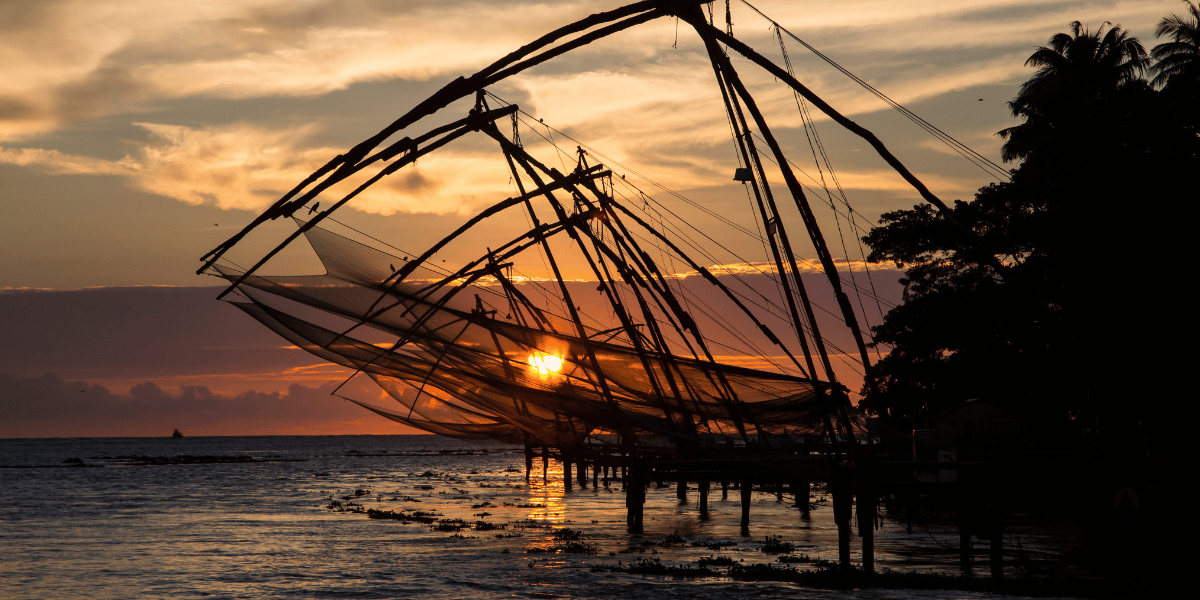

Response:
(1150, 1), (1200, 89)
(998, 21), (1148, 163)
(861, 16), (1196, 455)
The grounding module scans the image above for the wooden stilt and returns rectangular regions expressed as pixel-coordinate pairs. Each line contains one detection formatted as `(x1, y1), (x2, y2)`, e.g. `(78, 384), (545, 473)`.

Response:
(857, 450), (876, 574)
(740, 479), (752, 531)
(990, 508), (1004, 579)
(626, 469), (645, 532)
(832, 464), (852, 568)
(958, 486), (973, 573)
(577, 460), (586, 488)
(722, 480), (729, 500)
(524, 444), (534, 482)
(960, 529), (973, 573)
(699, 480), (709, 520)
(563, 456), (573, 492)
(677, 479), (688, 503)
(794, 479), (809, 513)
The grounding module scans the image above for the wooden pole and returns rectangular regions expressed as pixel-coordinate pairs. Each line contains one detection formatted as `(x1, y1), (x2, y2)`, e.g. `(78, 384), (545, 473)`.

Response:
(832, 463), (853, 568)
(699, 480), (710, 520)
(794, 479), (809, 514)
(563, 456), (573, 492)
(741, 478), (753, 531)
(857, 451), (876, 574)
(990, 504), (1004, 579)
(626, 468), (645, 532)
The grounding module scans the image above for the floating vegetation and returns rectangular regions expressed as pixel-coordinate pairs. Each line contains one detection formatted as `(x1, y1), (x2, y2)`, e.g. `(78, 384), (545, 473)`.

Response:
(431, 519), (469, 532)
(776, 553), (816, 564)
(760, 535), (796, 554)
(474, 521), (505, 531)
(728, 562), (800, 582)
(697, 555), (739, 567)
(551, 528), (583, 541)
(690, 539), (738, 550)
(528, 541), (598, 555)
(365, 509), (441, 524)
(594, 558), (716, 579)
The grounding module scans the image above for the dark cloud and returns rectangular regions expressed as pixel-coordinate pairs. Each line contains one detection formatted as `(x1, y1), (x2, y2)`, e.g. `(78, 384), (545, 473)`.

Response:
(0, 95), (40, 120)
(0, 286), (323, 382)
(51, 65), (149, 124)
(0, 371), (398, 437)
(0, 2), (58, 34)
(388, 169), (438, 194)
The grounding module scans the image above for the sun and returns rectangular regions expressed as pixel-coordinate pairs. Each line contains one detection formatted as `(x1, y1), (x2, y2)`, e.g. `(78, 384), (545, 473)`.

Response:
(528, 353), (563, 376)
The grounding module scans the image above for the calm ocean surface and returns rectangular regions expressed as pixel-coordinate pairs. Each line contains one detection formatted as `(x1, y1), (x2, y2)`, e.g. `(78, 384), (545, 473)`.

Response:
(1, 435), (1063, 599)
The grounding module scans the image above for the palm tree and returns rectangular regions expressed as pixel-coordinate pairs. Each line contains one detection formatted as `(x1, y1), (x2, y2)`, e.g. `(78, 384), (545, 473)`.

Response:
(1151, 1), (1200, 90)
(998, 21), (1148, 162)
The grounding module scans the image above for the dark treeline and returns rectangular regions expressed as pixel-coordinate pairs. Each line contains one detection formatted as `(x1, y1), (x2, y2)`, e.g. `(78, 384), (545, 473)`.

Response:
(860, 2), (1199, 456)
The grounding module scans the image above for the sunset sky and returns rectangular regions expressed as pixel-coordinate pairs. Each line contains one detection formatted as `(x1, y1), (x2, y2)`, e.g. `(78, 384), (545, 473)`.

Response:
(0, 0), (1181, 437)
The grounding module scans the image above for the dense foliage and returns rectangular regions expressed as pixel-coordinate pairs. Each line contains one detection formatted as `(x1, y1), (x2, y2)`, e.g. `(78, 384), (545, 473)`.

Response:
(861, 6), (1198, 451)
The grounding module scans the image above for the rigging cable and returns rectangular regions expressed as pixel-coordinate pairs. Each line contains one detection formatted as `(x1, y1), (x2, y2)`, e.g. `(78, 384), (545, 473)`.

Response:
(737, 0), (1010, 181)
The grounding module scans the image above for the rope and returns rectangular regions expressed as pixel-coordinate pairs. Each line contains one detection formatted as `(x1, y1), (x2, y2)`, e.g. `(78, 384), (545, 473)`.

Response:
(738, 0), (1010, 181)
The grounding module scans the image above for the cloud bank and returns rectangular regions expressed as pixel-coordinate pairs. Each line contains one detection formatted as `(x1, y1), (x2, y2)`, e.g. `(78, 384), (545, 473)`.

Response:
(0, 372), (410, 438)
(1, 1), (1180, 219)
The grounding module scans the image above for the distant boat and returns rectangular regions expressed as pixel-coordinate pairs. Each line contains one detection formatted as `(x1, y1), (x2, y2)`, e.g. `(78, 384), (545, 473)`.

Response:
(172, 429), (184, 439)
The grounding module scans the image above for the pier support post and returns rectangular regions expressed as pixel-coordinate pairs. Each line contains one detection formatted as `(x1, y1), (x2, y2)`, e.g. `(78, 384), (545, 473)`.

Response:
(542, 447), (549, 484)
(721, 480), (729, 500)
(563, 456), (573, 492)
(677, 479), (688, 503)
(832, 463), (853, 568)
(577, 460), (586, 488)
(957, 482), (973, 573)
(524, 444), (534, 481)
(699, 480), (709, 519)
(959, 529), (973, 572)
(626, 469), (645, 532)
(856, 452), (876, 574)
(794, 479), (809, 514)
(740, 478), (752, 531)
(989, 506), (1004, 579)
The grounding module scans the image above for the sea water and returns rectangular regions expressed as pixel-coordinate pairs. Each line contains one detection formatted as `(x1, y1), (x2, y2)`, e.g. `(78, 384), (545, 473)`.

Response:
(1, 435), (1062, 599)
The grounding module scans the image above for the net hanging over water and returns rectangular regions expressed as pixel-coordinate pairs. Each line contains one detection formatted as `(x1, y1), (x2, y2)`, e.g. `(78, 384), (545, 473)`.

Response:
(212, 178), (850, 449)
(193, 0), (994, 451)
